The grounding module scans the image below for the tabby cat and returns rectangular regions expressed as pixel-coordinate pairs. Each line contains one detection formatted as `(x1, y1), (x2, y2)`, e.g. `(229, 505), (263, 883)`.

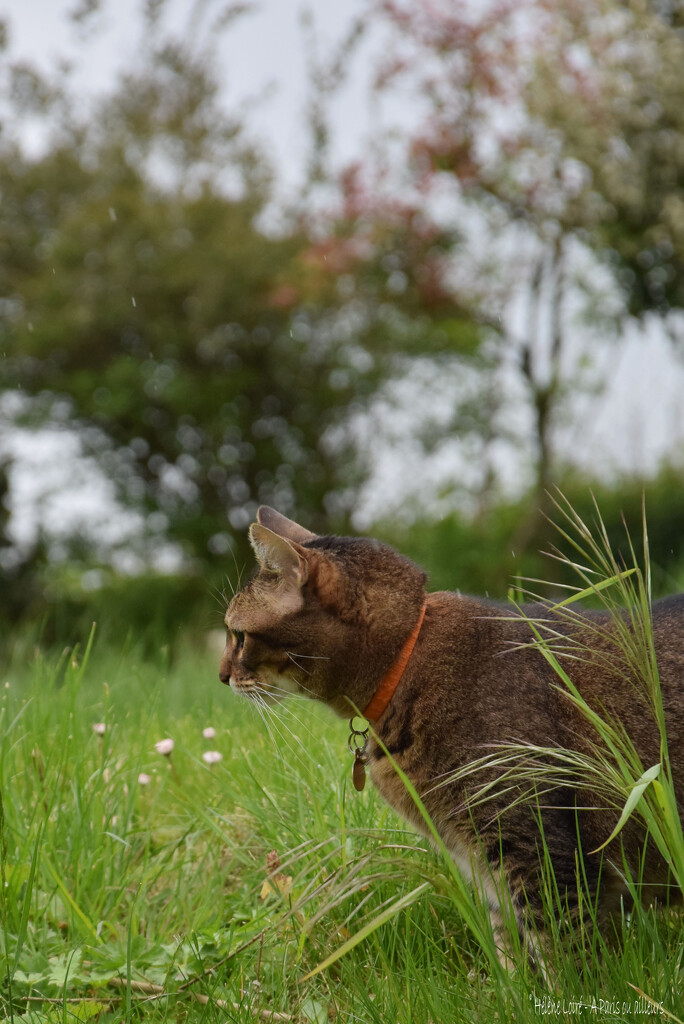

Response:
(220, 506), (684, 967)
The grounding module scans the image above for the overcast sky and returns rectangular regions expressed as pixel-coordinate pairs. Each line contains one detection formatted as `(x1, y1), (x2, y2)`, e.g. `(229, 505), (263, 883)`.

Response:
(5, 0), (373, 188)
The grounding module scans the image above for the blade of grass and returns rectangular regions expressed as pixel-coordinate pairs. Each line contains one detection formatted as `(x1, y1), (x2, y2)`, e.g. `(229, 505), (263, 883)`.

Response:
(299, 882), (431, 982)
(12, 822), (42, 977)
(42, 855), (99, 943)
(589, 764), (661, 854)
(628, 985), (683, 1024)
(549, 569), (638, 609)
(75, 622), (98, 686)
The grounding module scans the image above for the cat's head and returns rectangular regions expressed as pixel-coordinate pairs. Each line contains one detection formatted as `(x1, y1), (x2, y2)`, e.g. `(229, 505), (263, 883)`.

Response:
(219, 506), (427, 717)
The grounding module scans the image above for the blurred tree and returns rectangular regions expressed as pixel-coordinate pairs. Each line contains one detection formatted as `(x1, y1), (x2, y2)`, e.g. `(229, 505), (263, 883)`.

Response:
(0, 1), (380, 597)
(2, 0), (683, 638)
(283, 163), (494, 519)
(305, 0), (684, 544)
(526, 0), (684, 318)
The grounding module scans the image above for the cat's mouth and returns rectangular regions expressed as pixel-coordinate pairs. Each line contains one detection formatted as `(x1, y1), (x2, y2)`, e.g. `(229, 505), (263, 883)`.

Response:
(229, 677), (261, 697)
(229, 674), (295, 705)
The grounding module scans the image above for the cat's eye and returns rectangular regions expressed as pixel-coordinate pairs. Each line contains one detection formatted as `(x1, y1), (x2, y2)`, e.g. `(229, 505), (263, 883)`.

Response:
(230, 629), (245, 651)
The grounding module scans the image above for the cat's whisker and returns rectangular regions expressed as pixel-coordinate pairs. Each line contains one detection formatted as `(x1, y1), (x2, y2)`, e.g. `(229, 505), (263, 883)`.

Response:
(286, 651), (330, 661)
(285, 651), (313, 675)
(268, 695), (319, 733)
(265, 685), (310, 703)
(257, 675), (319, 702)
(252, 692), (281, 752)
(252, 688), (318, 770)
(227, 549), (248, 595)
(254, 683), (308, 725)
(209, 584), (227, 610)
(245, 695), (267, 739)
(264, 709), (308, 755)
(269, 677), (319, 701)
(285, 675), (320, 699)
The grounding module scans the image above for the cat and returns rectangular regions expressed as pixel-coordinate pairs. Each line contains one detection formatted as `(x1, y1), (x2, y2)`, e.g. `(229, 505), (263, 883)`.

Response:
(219, 505), (684, 970)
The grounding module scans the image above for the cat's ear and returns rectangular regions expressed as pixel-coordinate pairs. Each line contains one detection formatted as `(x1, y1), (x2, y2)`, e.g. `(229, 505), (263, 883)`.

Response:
(256, 506), (317, 546)
(249, 523), (309, 586)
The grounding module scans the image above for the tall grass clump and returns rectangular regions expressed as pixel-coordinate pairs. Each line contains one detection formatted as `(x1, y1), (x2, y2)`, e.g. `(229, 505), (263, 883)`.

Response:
(457, 492), (684, 1009)
(519, 493), (684, 892)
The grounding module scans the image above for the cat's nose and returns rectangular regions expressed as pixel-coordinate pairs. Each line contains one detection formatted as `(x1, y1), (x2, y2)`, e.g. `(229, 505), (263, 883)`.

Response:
(219, 650), (232, 684)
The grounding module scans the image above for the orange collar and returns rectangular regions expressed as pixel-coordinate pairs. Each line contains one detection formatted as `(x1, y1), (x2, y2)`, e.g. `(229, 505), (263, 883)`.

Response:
(363, 598), (428, 722)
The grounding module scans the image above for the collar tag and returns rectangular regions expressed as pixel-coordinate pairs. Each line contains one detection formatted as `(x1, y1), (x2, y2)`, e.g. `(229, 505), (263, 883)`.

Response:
(348, 717), (369, 792)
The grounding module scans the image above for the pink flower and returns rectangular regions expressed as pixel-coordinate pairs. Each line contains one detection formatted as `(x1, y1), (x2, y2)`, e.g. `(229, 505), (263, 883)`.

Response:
(155, 738), (174, 757)
(202, 750), (222, 765)
(202, 727), (216, 739)
(92, 723), (106, 736)
(138, 773), (152, 786)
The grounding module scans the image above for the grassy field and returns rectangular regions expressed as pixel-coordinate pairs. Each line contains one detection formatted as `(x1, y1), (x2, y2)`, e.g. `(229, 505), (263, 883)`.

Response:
(1, 624), (683, 1024)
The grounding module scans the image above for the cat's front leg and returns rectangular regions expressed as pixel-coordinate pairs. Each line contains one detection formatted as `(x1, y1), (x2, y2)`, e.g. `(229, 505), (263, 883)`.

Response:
(487, 898), (554, 984)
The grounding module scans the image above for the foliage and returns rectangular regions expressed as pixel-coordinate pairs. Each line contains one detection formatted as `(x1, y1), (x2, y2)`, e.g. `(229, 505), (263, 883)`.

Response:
(3, 0), (684, 640)
(527, 0), (684, 317)
(379, 466), (684, 600)
(8, 570), (215, 653)
(335, 0), (684, 536)
(375, 0), (684, 319)
(0, 3), (386, 597)
(280, 163), (496, 513)
(5, 466), (684, 655)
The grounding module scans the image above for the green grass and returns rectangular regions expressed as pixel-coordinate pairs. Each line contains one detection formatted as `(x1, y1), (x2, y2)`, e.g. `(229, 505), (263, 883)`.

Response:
(0, 633), (488, 1023)
(2, 495), (684, 1024)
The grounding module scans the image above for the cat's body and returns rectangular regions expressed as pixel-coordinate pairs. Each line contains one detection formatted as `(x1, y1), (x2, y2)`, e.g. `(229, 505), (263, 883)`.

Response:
(220, 507), (684, 965)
